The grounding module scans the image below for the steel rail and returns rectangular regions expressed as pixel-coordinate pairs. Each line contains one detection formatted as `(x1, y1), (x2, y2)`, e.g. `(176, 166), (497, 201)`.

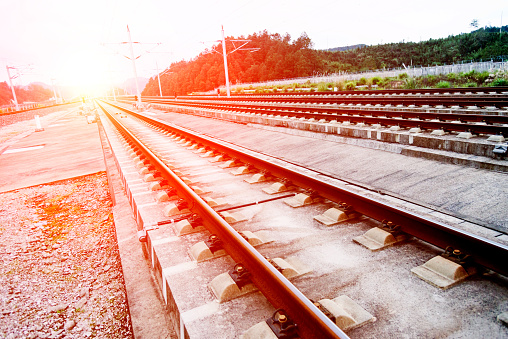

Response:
(104, 100), (508, 278)
(144, 97), (508, 124)
(176, 96), (508, 108)
(133, 89), (508, 107)
(125, 87), (508, 104)
(180, 86), (508, 97)
(142, 92), (508, 108)
(138, 98), (508, 136)
(97, 101), (349, 339)
(143, 98), (508, 125)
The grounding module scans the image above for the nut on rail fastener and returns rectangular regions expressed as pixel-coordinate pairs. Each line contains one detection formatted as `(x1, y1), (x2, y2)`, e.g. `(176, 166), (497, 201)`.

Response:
(188, 213), (203, 229)
(338, 202), (356, 216)
(441, 246), (472, 268)
(228, 263), (252, 289)
(175, 199), (189, 211)
(205, 234), (223, 254)
(266, 309), (298, 339)
(267, 258), (284, 274)
(380, 220), (403, 235)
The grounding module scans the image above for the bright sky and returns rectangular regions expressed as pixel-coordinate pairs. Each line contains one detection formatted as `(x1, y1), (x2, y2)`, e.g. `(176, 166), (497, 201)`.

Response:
(0, 0), (506, 96)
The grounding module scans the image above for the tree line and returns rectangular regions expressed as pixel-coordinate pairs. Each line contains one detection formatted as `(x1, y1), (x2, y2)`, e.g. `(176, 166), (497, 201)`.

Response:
(141, 26), (508, 96)
(0, 82), (53, 106)
(143, 30), (321, 96)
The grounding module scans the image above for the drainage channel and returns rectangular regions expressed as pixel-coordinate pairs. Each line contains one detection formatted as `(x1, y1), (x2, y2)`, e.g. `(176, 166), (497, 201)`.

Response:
(97, 100), (508, 338)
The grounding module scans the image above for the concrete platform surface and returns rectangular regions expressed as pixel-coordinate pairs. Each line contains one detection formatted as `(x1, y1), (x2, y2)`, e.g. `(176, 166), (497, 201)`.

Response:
(0, 108), (104, 193)
(0, 105), (176, 338)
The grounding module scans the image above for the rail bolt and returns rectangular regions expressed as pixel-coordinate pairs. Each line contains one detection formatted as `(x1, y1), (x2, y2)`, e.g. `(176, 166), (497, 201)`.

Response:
(176, 199), (189, 211)
(381, 220), (402, 234)
(188, 213), (203, 228)
(165, 187), (177, 197)
(137, 230), (147, 242)
(442, 246), (472, 267)
(205, 234), (224, 254)
(266, 309), (298, 339)
(229, 263), (252, 289)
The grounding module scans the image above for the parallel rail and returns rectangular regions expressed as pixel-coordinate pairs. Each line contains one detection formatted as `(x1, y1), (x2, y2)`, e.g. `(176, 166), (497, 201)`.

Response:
(190, 86), (508, 97)
(141, 86), (508, 108)
(139, 98), (508, 136)
(171, 96), (508, 108)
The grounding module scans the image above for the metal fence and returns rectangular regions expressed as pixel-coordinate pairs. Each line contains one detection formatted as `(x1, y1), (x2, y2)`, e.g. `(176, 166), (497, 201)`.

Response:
(223, 60), (508, 90)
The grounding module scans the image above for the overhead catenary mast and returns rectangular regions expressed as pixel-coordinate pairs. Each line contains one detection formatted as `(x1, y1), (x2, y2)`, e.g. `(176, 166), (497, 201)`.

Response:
(107, 65), (117, 101)
(51, 78), (59, 104)
(5, 66), (19, 110)
(156, 61), (163, 97)
(204, 26), (259, 98)
(127, 25), (142, 106)
(221, 26), (231, 97)
(102, 26), (161, 106)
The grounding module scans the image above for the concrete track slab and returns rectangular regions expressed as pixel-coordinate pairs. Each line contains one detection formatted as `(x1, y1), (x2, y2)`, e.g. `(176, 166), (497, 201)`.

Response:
(133, 106), (508, 232)
(0, 109), (104, 193)
(96, 103), (508, 338)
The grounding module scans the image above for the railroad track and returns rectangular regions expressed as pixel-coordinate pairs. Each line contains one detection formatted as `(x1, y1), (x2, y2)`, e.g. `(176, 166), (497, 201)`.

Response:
(223, 87), (508, 96)
(137, 98), (508, 137)
(129, 87), (508, 138)
(97, 99), (508, 338)
(170, 95), (507, 108)
(161, 86), (508, 108)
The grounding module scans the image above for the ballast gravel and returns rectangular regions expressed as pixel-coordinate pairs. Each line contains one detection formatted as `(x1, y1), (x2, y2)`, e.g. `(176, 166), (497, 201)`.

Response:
(0, 172), (133, 338)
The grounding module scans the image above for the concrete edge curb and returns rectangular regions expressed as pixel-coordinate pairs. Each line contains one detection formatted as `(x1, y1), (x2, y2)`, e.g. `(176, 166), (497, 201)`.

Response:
(97, 119), (176, 339)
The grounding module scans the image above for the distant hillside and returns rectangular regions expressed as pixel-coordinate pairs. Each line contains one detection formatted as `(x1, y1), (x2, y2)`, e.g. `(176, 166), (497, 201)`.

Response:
(29, 82), (52, 90)
(0, 82), (53, 106)
(142, 31), (321, 96)
(325, 44), (366, 52)
(320, 26), (508, 73)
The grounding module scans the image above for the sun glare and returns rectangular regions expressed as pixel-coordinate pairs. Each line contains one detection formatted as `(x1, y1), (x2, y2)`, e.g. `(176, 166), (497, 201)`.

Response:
(58, 50), (110, 96)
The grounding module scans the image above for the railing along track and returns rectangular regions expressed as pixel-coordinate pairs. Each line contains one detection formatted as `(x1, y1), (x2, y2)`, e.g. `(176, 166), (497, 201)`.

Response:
(0, 101), (78, 116)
